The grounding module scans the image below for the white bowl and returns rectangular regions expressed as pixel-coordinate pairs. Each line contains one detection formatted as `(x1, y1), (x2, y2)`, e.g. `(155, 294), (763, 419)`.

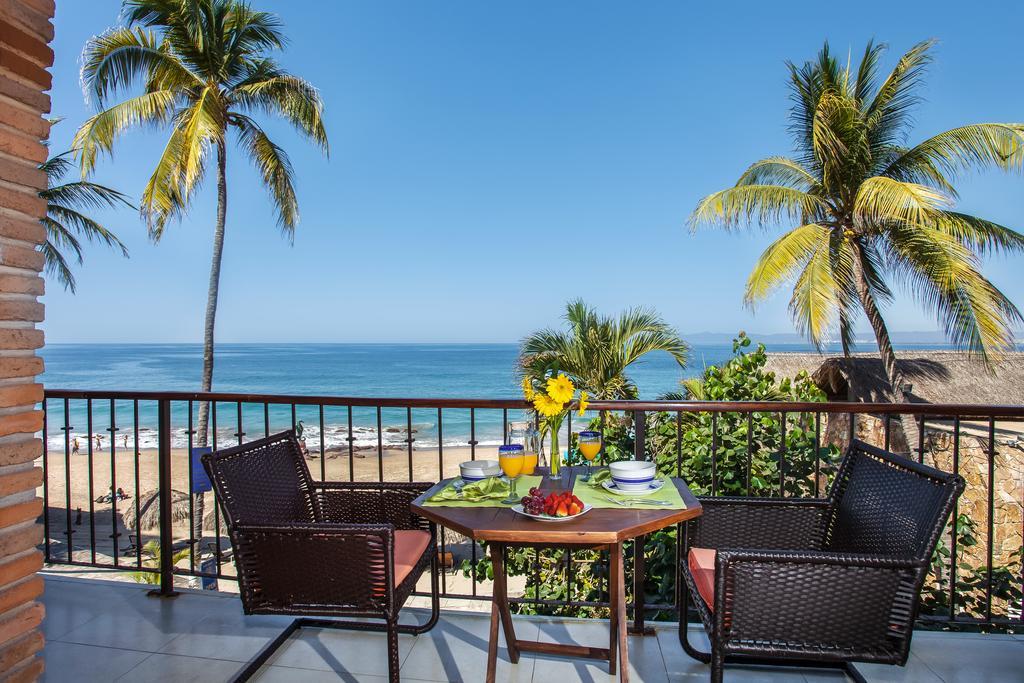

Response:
(609, 461), (657, 491)
(460, 460), (500, 482)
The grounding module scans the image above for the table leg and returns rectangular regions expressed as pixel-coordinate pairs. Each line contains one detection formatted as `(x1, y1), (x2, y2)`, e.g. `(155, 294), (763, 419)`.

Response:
(607, 546), (618, 674)
(486, 542), (519, 683)
(610, 542), (629, 682)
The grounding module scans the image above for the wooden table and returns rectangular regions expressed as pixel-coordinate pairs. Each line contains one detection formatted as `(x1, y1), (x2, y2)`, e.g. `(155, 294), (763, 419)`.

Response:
(411, 467), (702, 682)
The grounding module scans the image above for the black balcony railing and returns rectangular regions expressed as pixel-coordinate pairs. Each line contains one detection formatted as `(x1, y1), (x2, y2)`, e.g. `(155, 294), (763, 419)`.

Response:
(38, 390), (1024, 629)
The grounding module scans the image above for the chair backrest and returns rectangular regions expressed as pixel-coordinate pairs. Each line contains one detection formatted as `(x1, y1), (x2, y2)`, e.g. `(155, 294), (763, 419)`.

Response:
(822, 439), (964, 560)
(201, 431), (319, 527)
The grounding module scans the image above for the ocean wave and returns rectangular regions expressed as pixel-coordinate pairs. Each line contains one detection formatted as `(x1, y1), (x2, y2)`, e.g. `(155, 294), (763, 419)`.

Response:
(42, 422), (504, 453)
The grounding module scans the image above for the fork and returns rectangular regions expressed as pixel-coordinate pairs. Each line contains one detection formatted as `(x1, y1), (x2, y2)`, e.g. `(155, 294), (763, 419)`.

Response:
(600, 494), (672, 507)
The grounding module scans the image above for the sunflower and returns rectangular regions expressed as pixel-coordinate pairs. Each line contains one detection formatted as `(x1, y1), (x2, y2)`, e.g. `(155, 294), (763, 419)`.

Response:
(577, 391), (589, 416)
(533, 393), (563, 418)
(521, 376), (535, 401)
(546, 373), (575, 404)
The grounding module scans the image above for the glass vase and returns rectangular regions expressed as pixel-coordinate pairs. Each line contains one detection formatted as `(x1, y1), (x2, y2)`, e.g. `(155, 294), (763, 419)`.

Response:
(548, 426), (561, 480)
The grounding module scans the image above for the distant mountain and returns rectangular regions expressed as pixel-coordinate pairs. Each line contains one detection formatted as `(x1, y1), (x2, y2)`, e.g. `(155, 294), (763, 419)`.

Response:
(684, 330), (953, 346)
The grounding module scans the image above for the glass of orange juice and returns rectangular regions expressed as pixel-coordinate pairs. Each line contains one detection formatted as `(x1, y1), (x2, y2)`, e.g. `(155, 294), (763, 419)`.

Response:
(578, 431), (601, 482)
(498, 444), (525, 504)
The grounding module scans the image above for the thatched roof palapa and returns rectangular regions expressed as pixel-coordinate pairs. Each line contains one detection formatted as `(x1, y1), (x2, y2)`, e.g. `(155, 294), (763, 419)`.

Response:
(763, 351), (1024, 406)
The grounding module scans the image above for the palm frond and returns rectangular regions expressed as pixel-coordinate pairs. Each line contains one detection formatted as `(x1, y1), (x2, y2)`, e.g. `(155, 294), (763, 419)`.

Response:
(232, 114), (297, 232)
(80, 26), (199, 105)
(46, 206), (129, 256)
(38, 226), (79, 293)
(864, 39), (935, 150)
(73, 90), (178, 174)
(233, 73), (328, 152)
(789, 238), (843, 347)
(690, 185), (826, 232)
(884, 223), (1022, 358)
(888, 123), (1024, 179)
(745, 223), (831, 305)
(734, 156), (817, 190)
(933, 212), (1024, 255)
(41, 180), (135, 212)
(853, 176), (950, 229)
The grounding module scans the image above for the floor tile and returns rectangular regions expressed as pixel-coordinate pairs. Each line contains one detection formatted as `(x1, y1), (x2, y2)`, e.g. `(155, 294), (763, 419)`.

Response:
(255, 667), (390, 683)
(851, 654), (944, 683)
(264, 625), (416, 676)
(41, 641), (150, 682)
(114, 653), (244, 682)
(533, 618), (667, 683)
(904, 636), (1024, 683)
(159, 611), (292, 662)
(400, 613), (537, 682)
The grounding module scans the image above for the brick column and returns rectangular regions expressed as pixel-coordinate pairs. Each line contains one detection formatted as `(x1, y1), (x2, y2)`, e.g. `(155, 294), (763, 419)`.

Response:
(0, 1), (55, 681)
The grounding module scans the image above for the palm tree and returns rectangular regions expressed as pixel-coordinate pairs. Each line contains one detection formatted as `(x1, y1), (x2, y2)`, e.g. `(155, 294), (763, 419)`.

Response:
(74, 0), (327, 443)
(39, 150), (131, 292)
(520, 299), (689, 400)
(74, 0), (328, 550)
(691, 40), (1024, 421)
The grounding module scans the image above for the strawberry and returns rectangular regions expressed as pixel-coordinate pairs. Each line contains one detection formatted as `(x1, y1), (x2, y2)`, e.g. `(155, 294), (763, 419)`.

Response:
(555, 501), (570, 517)
(568, 501), (582, 515)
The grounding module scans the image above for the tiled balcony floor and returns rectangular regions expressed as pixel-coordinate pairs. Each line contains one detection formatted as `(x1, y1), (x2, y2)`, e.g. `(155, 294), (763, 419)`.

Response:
(41, 574), (1023, 682)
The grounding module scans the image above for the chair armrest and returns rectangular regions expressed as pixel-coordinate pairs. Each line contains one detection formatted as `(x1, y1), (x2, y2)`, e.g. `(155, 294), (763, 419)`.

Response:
(231, 522), (403, 612)
(687, 497), (829, 551)
(312, 481), (434, 530)
(713, 548), (924, 650)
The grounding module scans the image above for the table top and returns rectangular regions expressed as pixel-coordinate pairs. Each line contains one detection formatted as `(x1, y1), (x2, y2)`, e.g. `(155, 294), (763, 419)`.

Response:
(411, 467), (702, 545)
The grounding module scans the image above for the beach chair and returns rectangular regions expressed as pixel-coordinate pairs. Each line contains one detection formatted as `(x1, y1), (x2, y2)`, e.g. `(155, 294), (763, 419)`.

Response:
(202, 430), (439, 682)
(677, 439), (964, 682)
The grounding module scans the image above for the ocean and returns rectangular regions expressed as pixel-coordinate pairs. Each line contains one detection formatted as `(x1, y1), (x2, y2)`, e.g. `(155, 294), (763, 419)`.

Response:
(39, 342), (950, 452)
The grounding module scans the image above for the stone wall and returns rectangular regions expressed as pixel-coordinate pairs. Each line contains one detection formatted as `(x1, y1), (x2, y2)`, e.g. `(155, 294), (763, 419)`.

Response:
(0, 1), (54, 680)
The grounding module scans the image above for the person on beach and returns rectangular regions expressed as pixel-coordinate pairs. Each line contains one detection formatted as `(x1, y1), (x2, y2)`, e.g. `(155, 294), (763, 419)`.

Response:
(95, 434), (103, 451)
(72, 438), (79, 456)
(123, 434), (129, 449)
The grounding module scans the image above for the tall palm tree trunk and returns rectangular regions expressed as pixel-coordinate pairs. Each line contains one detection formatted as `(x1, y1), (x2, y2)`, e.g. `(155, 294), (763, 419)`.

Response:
(851, 247), (918, 453)
(193, 139), (228, 550)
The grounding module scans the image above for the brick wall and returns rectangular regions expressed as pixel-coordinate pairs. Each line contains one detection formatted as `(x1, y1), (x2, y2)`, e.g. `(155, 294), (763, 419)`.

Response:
(0, 0), (55, 680)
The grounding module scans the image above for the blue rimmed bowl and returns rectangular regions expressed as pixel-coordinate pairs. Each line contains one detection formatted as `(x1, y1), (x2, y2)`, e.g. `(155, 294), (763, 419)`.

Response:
(460, 460), (500, 482)
(608, 460), (657, 492)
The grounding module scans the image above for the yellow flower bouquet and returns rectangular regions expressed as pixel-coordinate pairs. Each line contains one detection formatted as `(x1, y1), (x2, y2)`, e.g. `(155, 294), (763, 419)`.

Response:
(522, 372), (588, 479)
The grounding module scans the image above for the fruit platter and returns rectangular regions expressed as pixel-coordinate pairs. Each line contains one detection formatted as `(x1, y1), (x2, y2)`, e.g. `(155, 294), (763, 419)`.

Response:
(512, 487), (592, 522)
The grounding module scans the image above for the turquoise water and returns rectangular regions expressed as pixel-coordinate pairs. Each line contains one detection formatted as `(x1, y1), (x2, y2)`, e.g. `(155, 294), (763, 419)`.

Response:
(39, 342), (947, 450)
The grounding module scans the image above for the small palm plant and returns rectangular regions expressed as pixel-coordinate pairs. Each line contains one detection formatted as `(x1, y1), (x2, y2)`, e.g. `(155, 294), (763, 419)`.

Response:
(520, 299), (689, 400)
(691, 40), (1024, 410)
(131, 540), (191, 585)
(39, 150), (131, 292)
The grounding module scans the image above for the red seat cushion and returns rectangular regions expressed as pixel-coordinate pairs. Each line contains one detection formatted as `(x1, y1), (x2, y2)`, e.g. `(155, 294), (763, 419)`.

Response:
(394, 530), (431, 586)
(688, 547), (716, 611)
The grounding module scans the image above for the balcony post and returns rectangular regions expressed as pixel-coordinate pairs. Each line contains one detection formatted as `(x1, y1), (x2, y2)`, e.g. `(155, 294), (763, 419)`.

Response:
(630, 409), (654, 635)
(151, 398), (179, 597)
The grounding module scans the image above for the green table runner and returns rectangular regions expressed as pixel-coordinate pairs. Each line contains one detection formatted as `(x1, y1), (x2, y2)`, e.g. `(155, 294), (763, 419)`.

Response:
(422, 475), (544, 507)
(572, 470), (687, 509)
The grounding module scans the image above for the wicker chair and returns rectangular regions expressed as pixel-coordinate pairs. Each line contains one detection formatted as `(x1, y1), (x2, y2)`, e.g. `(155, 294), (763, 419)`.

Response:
(678, 439), (964, 682)
(201, 431), (439, 682)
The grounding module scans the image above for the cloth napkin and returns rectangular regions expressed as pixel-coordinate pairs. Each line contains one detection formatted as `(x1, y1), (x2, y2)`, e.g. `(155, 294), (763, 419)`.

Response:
(428, 476), (510, 503)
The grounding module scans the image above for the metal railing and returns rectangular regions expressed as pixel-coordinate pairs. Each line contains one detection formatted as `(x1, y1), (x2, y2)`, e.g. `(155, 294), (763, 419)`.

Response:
(38, 390), (1024, 628)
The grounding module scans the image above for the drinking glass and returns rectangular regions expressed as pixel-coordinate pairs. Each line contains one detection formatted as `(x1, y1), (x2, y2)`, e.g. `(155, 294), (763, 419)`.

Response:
(498, 444), (525, 504)
(578, 431), (601, 482)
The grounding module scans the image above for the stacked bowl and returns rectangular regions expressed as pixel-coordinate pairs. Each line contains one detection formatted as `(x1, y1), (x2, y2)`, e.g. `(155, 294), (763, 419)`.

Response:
(460, 460), (501, 482)
(608, 460), (657, 492)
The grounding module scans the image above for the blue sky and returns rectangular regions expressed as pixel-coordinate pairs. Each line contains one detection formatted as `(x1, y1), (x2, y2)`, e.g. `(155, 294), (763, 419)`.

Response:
(41, 1), (1024, 343)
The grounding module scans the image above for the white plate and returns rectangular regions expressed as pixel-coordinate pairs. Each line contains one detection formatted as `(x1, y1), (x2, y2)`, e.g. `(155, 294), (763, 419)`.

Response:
(511, 503), (593, 522)
(602, 478), (664, 497)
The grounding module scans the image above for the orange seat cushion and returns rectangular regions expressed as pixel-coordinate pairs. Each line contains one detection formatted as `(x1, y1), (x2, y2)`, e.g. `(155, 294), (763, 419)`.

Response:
(394, 530), (431, 586)
(688, 547), (716, 611)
